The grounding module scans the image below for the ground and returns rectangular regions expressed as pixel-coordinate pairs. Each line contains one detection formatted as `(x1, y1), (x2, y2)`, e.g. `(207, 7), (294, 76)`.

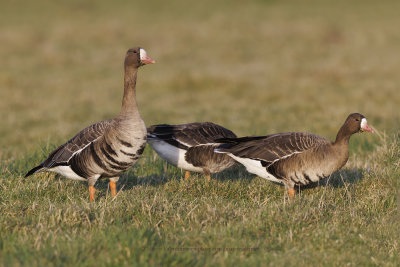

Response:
(0, 0), (399, 266)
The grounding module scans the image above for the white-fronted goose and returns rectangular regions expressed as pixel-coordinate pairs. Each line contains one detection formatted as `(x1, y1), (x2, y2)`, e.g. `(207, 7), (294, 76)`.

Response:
(25, 47), (155, 202)
(215, 113), (373, 198)
(147, 122), (237, 180)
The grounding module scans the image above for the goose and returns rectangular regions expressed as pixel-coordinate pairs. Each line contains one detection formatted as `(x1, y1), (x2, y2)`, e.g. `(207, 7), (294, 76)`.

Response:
(215, 113), (373, 198)
(147, 122), (237, 181)
(25, 47), (155, 202)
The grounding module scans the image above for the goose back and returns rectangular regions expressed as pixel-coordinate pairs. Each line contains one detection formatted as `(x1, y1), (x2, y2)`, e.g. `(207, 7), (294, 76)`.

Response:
(147, 122), (236, 148)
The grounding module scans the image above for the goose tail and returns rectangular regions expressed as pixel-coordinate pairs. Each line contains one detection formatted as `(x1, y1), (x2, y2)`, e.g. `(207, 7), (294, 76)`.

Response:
(213, 138), (238, 153)
(25, 165), (44, 177)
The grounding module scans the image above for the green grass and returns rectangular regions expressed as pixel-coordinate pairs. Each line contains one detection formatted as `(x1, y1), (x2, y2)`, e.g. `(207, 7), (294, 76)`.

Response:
(1, 137), (399, 266)
(1, 0), (399, 265)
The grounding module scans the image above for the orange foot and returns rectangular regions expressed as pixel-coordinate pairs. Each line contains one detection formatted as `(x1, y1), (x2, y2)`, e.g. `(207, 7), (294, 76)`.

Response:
(184, 171), (191, 181)
(204, 173), (211, 182)
(288, 188), (295, 199)
(89, 185), (96, 203)
(109, 181), (117, 197)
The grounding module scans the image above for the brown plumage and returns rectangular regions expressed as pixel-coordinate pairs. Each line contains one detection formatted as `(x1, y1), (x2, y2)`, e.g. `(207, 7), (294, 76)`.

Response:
(215, 113), (374, 197)
(147, 122), (237, 180)
(25, 47), (155, 202)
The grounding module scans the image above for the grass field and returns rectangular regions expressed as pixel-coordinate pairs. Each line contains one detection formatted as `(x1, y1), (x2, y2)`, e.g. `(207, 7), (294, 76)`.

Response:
(1, 0), (399, 266)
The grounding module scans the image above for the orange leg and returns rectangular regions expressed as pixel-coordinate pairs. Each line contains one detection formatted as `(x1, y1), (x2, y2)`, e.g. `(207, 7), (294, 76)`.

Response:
(89, 185), (96, 203)
(288, 188), (295, 199)
(184, 171), (191, 181)
(204, 173), (211, 182)
(109, 180), (117, 197)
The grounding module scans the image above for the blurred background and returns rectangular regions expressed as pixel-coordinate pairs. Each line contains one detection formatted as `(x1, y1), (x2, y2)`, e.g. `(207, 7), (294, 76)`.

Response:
(1, 0), (399, 158)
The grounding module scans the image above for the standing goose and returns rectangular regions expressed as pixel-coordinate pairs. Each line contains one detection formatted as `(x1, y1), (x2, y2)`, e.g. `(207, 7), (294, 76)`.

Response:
(215, 113), (373, 198)
(25, 47), (155, 202)
(147, 122), (237, 180)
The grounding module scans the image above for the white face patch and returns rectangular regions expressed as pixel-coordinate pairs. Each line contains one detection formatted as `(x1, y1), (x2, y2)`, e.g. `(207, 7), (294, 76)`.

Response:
(360, 118), (368, 129)
(139, 48), (147, 61)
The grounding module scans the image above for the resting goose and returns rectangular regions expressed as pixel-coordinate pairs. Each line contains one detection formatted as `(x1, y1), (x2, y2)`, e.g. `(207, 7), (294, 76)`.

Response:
(147, 122), (237, 180)
(25, 47), (155, 202)
(215, 113), (373, 198)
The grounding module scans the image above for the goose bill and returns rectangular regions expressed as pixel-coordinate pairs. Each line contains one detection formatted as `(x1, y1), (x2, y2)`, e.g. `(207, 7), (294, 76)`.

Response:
(360, 118), (374, 133)
(139, 48), (155, 64)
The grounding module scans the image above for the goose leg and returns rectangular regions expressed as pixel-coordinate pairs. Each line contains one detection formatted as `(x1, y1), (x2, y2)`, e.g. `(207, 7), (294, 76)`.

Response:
(288, 188), (295, 199)
(89, 186), (96, 203)
(204, 170), (211, 182)
(285, 180), (295, 200)
(88, 178), (97, 203)
(109, 177), (119, 197)
(184, 171), (191, 181)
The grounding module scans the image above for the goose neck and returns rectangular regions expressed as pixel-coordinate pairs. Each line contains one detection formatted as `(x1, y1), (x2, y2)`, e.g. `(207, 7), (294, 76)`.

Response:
(334, 125), (351, 145)
(120, 66), (139, 116)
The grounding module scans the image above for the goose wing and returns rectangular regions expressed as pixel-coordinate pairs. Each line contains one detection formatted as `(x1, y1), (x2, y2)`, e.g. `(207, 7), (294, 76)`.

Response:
(29, 120), (111, 174)
(216, 132), (328, 164)
(147, 122), (236, 149)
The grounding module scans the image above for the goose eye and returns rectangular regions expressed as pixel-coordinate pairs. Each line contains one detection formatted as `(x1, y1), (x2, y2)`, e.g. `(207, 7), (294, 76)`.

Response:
(355, 118), (360, 121)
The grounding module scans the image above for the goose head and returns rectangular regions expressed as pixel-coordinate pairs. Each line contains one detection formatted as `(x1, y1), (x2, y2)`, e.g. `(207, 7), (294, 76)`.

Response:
(125, 47), (155, 68)
(345, 113), (374, 134)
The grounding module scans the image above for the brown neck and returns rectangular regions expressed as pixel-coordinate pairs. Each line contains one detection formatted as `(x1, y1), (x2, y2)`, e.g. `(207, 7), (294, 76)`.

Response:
(334, 124), (351, 145)
(120, 66), (139, 117)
